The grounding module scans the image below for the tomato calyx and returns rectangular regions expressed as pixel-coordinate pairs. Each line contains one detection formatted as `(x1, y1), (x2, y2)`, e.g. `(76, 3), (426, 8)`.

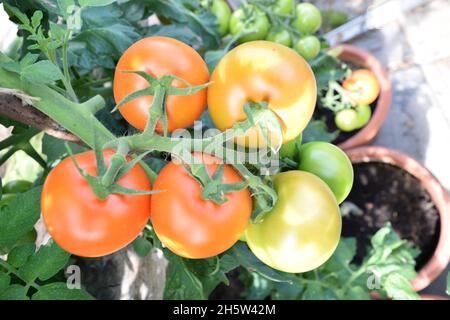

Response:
(112, 71), (211, 136)
(182, 158), (248, 205)
(242, 102), (283, 152)
(65, 141), (156, 200)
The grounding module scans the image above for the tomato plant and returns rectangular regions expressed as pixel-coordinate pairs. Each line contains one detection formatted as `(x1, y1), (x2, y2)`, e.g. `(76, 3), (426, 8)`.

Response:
(343, 69), (380, 105)
(151, 153), (252, 259)
(294, 35), (321, 60)
(292, 3), (322, 34)
(113, 36), (209, 133)
(245, 170), (341, 273)
(210, 0), (232, 35)
(0, 0), (420, 301)
(272, 0), (295, 15)
(41, 150), (152, 257)
(266, 28), (292, 47)
(207, 41), (317, 147)
(229, 5), (270, 42)
(298, 142), (353, 204)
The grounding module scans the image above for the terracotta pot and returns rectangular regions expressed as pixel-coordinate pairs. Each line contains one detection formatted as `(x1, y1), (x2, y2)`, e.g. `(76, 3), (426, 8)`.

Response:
(345, 146), (450, 291)
(336, 45), (392, 150)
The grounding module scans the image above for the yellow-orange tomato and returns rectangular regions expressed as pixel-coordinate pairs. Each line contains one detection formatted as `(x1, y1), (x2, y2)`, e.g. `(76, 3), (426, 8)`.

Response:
(343, 69), (380, 105)
(41, 150), (152, 257)
(113, 36), (209, 133)
(207, 41), (316, 148)
(151, 153), (252, 259)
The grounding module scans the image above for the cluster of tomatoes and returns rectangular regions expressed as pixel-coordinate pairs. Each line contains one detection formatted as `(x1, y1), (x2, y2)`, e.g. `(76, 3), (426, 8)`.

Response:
(334, 69), (381, 132)
(208, 0), (323, 60)
(41, 36), (353, 274)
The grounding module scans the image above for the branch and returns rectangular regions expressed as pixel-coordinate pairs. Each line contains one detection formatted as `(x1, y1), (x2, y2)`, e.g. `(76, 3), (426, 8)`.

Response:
(0, 93), (81, 143)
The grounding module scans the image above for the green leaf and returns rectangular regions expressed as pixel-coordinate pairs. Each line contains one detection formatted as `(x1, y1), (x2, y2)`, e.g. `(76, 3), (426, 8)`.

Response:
(32, 283), (94, 300)
(163, 249), (205, 300)
(31, 11), (43, 29)
(0, 187), (41, 251)
(311, 52), (350, 91)
(0, 273), (11, 294)
(7, 244), (36, 268)
(57, 0), (76, 17)
(384, 273), (420, 300)
(230, 242), (295, 284)
(79, 0), (117, 7)
(204, 48), (227, 73)
(21, 60), (63, 84)
(344, 286), (371, 300)
(132, 236), (152, 257)
(302, 282), (324, 300)
(302, 120), (339, 143)
(69, 5), (140, 71)
(147, 0), (220, 51)
(18, 239), (70, 283)
(20, 53), (39, 68)
(272, 281), (303, 300)
(42, 134), (86, 165)
(243, 272), (275, 300)
(0, 284), (28, 300)
(325, 238), (356, 269)
(3, 3), (30, 25)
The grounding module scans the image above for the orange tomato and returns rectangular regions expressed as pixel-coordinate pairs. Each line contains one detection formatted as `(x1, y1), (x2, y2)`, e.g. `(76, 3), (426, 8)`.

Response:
(41, 150), (152, 257)
(151, 153), (252, 258)
(207, 41), (316, 148)
(113, 36), (209, 133)
(342, 69), (380, 105)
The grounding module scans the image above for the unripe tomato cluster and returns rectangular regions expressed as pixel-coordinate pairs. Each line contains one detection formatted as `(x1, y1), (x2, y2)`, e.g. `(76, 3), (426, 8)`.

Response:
(335, 69), (380, 132)
(41, 36), (353, 274)
(208, 0), (323, 60)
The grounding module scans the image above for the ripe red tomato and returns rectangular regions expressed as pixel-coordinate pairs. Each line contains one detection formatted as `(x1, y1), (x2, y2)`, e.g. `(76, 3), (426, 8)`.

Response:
(151, 153), (252, 259)
(342, 69), (380, 105)
(113, 36), (209, 133)
(41, 150), (152, 257)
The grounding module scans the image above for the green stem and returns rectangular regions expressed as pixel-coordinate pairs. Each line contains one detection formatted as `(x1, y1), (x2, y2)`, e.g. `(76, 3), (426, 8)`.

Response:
(0, 147), (17, 167)
(101, 142), (129, 187)
(144, 86), (167, 135)
(0, 67), (113, 148)
(61, 30), (78, 102)
(21, 141), (47, 168)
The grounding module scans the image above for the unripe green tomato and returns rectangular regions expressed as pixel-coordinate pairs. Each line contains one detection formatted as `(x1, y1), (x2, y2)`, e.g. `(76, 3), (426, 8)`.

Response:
(335, 108), (359, 132)
(229, 6), (270, 42)
(2, 180), (33, 194)
(273, 0), (295, 15)
(298, 142), (353, 204)
(321, 10), (348, 31)
(294, 35), (321, 60)
(292, 3), (322, 34)
(354, 104), (372, 128)
(266, 28), (292, 47)
(245, 171), (341, 273)
(211, 0), (232, 35)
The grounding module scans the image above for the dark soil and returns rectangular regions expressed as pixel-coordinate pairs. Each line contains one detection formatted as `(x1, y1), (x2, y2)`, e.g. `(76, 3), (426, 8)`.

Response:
(342, 162), (441, 269)
(314, 98), (377, 145)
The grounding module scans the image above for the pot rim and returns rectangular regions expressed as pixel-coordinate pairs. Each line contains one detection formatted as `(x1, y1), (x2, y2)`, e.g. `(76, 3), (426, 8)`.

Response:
(334, 44), (392, 150)
(345, 146), (450, 292)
